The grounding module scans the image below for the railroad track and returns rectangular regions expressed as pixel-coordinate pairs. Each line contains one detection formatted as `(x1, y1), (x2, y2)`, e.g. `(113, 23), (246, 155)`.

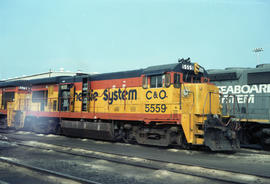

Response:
(1, 129), (270, 155)
(0, 157), (101, 184)
(1, 135), (269, 184)
(238, 148), (270, 156)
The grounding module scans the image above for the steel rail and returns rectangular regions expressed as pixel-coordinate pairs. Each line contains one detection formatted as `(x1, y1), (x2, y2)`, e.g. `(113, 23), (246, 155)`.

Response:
(4, 137), (265, 184)
(2, 132), (270, 184)
(0, 157), (102, 184)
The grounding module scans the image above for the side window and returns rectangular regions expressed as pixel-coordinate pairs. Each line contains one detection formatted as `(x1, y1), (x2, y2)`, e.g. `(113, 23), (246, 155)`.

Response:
(32, 91), (48, 105)
(150, 75), (163, 88)
(174, 73), (181, 88)
(157, 75), (162, 88)
(150, 76), (156, 88)
(193, 76), (201, 83)
(142, 76), (148, 89)
(32, 90), (48, 112)
(165, 73), (171, 88)
(183, 74), (192, 83)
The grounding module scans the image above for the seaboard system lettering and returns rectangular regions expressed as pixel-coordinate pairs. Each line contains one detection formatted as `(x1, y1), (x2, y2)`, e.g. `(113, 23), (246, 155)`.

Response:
(218, 84), (270, 104)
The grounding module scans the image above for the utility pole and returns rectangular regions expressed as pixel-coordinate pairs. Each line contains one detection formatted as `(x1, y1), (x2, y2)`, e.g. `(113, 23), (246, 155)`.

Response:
(253, 48), (264, 65)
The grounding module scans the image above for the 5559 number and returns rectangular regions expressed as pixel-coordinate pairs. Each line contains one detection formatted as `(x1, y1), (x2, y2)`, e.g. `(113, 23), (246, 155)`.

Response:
(145, 104), (167, 113)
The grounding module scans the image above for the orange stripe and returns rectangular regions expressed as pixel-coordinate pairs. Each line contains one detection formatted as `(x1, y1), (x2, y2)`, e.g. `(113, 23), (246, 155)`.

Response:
(32, 85), (47, 89)
(90, 77), (142, 90)
(74, 82), (82, 90)
(32, 88), (48, 91)
(54, 85), (58, 92)
(3, 88), (16, 92)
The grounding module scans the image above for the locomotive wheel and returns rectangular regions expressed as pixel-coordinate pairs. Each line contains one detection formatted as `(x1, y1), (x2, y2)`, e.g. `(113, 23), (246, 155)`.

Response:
(176, 132), (190, 149)
(122, 131), (135, 144)
(122, 136), (130, 143)
(261, 137), (270, 150)
(0, 117), (8, 129)
(181, 137), (191, 149)
(55, 124), (62, 135)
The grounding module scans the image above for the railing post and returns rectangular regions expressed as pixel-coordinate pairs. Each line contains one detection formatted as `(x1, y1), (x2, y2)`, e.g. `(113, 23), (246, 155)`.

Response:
(209, 92), (212, 114)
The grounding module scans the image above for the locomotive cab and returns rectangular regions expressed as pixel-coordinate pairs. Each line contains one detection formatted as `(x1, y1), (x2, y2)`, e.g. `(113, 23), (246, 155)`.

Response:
(136, 59), (239, 151)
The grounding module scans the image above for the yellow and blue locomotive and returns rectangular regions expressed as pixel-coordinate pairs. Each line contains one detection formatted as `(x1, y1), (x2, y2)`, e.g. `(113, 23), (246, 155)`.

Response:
(0, 59), (239, 151)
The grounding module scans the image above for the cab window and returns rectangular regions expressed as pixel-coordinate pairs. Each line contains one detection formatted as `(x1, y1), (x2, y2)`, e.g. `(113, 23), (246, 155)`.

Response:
(164, 73), (171, 87)
(174, 73), (181, 88)
(193, 76), (201, 83)
(150, 75), (163, 88)
(142, 76), (148, 89)
(183, 74), (192, 83)
(183, 75), (201, 83)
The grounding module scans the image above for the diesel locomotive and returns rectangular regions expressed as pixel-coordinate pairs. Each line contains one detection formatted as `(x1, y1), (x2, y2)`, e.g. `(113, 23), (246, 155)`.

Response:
(208, 64), (270, 149)
(0, 59), (239, 151)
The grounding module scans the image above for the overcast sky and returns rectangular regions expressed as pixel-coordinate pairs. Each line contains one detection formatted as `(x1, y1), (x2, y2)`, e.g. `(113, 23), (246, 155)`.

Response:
(0, 0), (269, 79)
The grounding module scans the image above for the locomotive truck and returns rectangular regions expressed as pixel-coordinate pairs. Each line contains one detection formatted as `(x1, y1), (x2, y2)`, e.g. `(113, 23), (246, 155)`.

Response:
(0, 59), (239, 151)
